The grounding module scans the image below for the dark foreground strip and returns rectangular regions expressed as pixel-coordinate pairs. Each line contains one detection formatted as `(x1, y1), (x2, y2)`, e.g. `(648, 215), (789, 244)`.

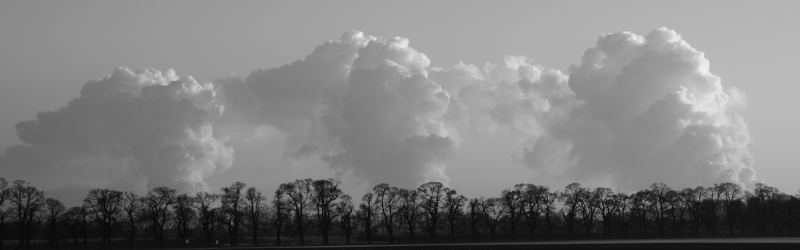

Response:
(168, 238), (800, 250)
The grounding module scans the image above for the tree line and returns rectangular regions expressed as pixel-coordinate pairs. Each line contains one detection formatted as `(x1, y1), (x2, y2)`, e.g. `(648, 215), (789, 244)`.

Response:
(0, 176), (798, 249)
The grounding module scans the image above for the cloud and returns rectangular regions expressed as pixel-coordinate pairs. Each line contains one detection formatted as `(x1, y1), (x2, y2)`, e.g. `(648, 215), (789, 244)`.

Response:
(0, 27), (755, 194)
(3, 67), (232, 192)
(220, 33), (456, 187)
(530, 27), (755, 188)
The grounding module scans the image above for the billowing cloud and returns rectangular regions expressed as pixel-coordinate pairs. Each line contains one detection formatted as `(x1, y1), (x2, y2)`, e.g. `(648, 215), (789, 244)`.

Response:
(220, 33), (456, 187)
(3, 68), (233, 192)
(527, 28), (755, 188)
(0, 27), (755, 195)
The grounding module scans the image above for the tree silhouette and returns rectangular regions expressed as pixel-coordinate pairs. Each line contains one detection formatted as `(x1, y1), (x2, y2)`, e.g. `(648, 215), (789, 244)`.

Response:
(631, 189), (650, 237)
(501, 186), (523, 240)
(121, 192), (140, 248)
(194, 191), (219, 246)
(336, 195), (355, 244)
(373, 183), (401, 243)
(220, 182), (246, 246)
(60, 206), (83, 246)
(8, 174), (800, 248)
(280, 179), (312, 245)
(311, 179), (343, 245)
(143, 186), (176, 247)
(271, 188), (288, 245)
(44, 197), (64, 247)
(8, 180), (45, 249)
(418, 181), (448, 240)
(683, 186), (706, 236)
(468, 197), (483, 240)
(444, 189), (466, 239)
(718, 182), (742, 236)
(753, 183), (778, 235)
(519, 184), (546, 239)
(576, 186), (600, 238)
(595, 187), (614, 238)
(666, 189), (683, 237)
(84, 189), (123, 247)
(559, 182), (582, 238)
(244, 187), (265, 246)
(648, 183), (671, 237)
(173, 193), (195, 246)
(399, 188), (422, 241)
(359, 192), (375, 244)
(540, 187), (558, 238)
(0, 177), (7, 249)
(611, 192), (630, 237)
(481, 197), (503, 241)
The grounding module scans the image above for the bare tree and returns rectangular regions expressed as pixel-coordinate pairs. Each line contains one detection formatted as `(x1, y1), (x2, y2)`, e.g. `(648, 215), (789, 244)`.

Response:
(418, 181), (448, 240)
(336, 195), (355, 244)
(482, 197), (503, 241)
(575, 186), (599, 238)
(612, 192), (631, 237)
(468, 198), (483, 240)
(682, 186), (706, 236)
(61, 206), (83, 246)
(595, 187), (615, 238)
(399, 188), (421, 240)
(559, 182), (582, 238)
(359, 192), (375, 243)
(85, 189), (123, 247)
(372, 183), (401, 243)
(666, 189), (683, 237)
(631, 190), (651, 237)
(519, 184), (545, 239)
(647, 183), (671, 237)
(44, 198), (65, 246)
(501, 186), (523, 239)
(706, 184), (723, 236)
(244, 187), (265, 246)
(444, 189), (466, 239)
(312, 179), (344, 245)
(220, 182), (246, 246)
(11, 173), (800, 246)
(80, 204), (87, 245)
(717, 182), (742, 236)
(173, 193), (195, 245)
(194, 192), (219, 246)
(753, 183), (779, 235)
(8, 180), (45, 249)
(540, 187), (558, 238)
(0, 177), (7, 249)
(280, 179), (312, 244)
(122, 192), (140, 248)
(271, 189), (288, 245)
(143, 187), (176, 247)
(756, 188), (783, 235)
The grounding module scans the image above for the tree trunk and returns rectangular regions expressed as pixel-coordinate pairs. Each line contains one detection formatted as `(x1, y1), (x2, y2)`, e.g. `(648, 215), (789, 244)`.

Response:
(274, 223), (282, 246)
(252, 220), (258, 246)
(0, 214), (4, 250)
(129, 220), (136, 248)
(296, 212), (305, 245)
(18, 221), (24, 250)
(344, 226), (351, 244)
(470, 221), (477, 241)
(449, 220), (456, 240)
(545, 212), (553, 239)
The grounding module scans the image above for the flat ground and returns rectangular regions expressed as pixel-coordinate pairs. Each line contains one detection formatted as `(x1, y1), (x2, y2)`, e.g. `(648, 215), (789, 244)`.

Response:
(175, 238), (800, 249)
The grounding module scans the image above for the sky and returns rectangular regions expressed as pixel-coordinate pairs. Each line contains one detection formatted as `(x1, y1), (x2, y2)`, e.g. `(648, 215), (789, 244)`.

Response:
(1, 0), (798, 205)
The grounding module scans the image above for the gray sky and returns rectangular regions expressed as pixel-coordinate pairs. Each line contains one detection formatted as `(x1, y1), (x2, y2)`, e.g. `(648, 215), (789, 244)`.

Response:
(1, 0), (798, 204)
